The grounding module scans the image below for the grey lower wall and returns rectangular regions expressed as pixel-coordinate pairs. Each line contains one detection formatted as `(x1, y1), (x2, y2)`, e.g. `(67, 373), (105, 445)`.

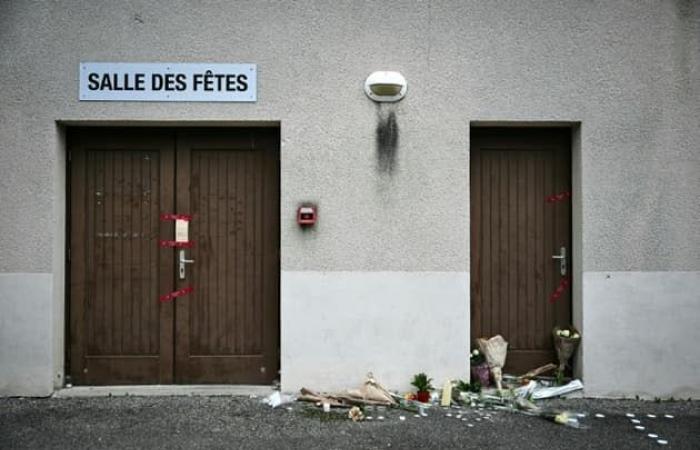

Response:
(0, 273), (54, 396)
(582, 271), (700, 399)
(281, 271), (469, 392)
(0, 1), (698, 396)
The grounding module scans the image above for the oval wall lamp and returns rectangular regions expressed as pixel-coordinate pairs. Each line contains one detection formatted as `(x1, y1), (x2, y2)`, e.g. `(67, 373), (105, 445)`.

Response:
(364, 71), (407, 102)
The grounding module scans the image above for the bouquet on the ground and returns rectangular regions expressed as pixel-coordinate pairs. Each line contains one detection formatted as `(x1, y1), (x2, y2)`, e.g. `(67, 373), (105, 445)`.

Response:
(553, 326), (581, 383)
(477, 335), (508, 391)
(469, 348), (490, 387)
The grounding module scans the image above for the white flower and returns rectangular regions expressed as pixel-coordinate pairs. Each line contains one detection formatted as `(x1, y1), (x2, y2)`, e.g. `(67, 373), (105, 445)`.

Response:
(472, 349), (479, 356)
(561, 330), (570, 338)
(572, 333), (580, 339)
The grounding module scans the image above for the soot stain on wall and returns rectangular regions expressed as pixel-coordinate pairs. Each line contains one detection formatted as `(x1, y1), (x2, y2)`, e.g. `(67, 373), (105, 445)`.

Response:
(376, 106), (399, 174)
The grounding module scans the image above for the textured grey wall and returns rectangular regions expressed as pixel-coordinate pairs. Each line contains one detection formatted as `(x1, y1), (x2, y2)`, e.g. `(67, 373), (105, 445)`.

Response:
(1, 0), (697, 274)
(1, 0), (699, 397)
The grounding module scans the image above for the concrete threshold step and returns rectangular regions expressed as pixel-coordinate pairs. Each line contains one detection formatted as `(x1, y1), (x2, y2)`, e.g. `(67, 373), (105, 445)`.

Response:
(53, 385), (275, 398)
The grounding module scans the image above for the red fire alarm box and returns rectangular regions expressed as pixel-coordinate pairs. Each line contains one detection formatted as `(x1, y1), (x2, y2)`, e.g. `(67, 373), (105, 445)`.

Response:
(297, 205), (317, 226)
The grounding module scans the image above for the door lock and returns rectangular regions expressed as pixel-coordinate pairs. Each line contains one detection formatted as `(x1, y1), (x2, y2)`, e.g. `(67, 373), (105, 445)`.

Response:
(551, 246), (567, 276)
(179, 249), (195, 280)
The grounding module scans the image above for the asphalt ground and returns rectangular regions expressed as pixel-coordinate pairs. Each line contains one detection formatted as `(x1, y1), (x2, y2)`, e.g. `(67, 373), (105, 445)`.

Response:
(1, 396), (698, 449)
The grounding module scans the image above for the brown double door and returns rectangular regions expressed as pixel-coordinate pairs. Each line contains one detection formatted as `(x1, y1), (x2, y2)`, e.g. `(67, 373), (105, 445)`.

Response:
(470, 128), (572, 374)
(69, 128), (279, 385)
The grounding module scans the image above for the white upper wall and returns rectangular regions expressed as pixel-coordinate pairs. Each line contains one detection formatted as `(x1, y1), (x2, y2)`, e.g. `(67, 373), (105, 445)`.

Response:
(0, 0), (698, 273)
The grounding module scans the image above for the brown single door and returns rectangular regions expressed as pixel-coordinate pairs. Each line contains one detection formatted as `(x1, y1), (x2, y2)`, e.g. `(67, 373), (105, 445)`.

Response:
(69, 128), (279, 385)
(69, 130), (175, 384)
(174, 129), (279, 384)
(470, 128), (571, 374)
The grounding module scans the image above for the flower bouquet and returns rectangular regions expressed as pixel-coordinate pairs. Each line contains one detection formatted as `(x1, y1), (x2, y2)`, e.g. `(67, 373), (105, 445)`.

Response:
(553, 326), (581, 383)
(469, 348), (490, 388)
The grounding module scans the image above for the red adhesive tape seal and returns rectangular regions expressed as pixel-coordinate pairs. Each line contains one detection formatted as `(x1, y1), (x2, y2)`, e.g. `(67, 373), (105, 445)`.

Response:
(159, 286), (194, 303)
(160, 213), (193, 221)
(158, 240), (195, 248)
(545, 191), (572, 203)
(548, 276), (571, 303)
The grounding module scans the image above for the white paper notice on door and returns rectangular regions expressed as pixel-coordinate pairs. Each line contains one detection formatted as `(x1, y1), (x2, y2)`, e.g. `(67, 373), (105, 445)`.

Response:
(175, 219), (189, 243)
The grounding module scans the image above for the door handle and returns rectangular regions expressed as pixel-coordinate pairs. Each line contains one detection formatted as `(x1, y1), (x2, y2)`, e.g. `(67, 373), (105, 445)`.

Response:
(179, 249), (195, 280)
(551, 246), (567, 276)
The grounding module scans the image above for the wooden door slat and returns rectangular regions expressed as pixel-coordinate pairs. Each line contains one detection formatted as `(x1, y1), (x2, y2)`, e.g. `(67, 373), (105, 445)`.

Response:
(482, 153), (491, 339)
(498, 151), (509, 345)
(469, 148), (481, 343)
(517, 152), (528, 349)
(507, 155), (518, 347)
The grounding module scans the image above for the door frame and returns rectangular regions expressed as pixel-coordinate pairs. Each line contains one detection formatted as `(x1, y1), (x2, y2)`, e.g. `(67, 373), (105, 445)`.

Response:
(468, 122), (583, 377)
(64, 124), (282, 386)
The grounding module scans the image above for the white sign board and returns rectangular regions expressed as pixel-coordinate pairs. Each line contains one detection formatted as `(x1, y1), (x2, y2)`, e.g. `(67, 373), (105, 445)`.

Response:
(79, 62), (256, 102)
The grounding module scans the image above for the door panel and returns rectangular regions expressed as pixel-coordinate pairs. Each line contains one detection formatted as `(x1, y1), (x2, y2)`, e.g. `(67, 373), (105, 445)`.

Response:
(69, 130), (175, 384)
(470, 128), (571, 374)
(175, 129), (280, 384)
